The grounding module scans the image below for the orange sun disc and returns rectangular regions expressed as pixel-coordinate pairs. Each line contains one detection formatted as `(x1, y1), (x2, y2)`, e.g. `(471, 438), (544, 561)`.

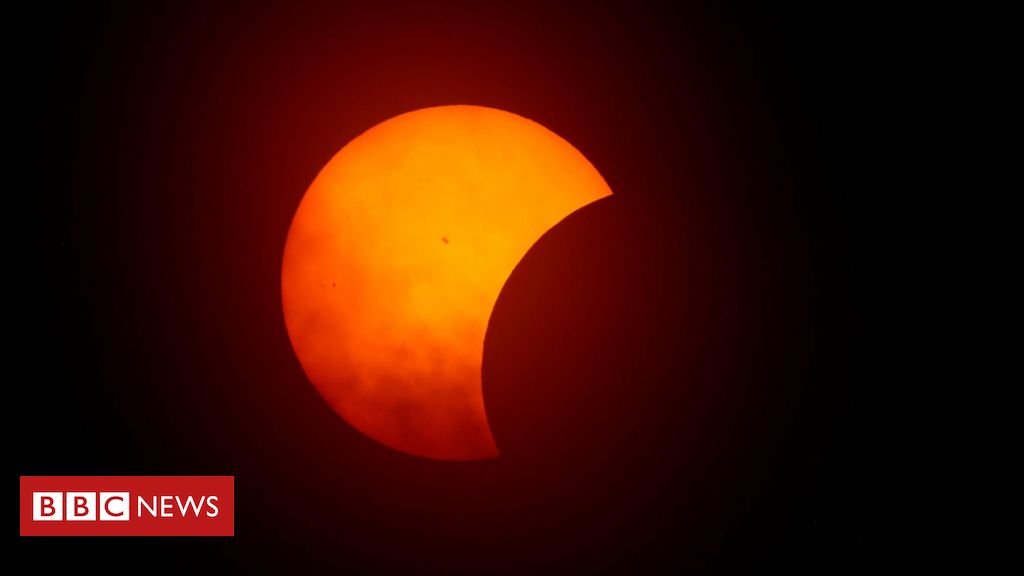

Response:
(282, 105), (612, 460)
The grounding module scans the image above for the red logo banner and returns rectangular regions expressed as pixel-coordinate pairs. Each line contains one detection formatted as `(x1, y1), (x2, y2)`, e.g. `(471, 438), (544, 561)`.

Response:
(20, 476), (234, 536)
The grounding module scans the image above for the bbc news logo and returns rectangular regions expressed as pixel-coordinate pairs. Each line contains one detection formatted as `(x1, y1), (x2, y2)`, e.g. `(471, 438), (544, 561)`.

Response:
(32, 492), (219, 521)
(20, 476), (233, 536)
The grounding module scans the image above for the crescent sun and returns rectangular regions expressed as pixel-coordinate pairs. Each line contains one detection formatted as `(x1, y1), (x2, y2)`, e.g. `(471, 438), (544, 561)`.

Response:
(282, 105), (612, 460)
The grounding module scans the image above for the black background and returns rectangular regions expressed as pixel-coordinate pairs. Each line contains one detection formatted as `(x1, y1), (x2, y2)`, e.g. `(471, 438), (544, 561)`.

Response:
(14, 1), (873, 572)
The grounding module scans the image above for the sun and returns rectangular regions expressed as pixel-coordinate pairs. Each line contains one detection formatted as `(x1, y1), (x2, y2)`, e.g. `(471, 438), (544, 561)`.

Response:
(282, 105), (612, 460)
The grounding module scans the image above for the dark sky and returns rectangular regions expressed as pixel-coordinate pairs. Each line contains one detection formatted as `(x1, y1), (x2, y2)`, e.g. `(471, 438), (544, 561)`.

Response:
(14, 1), (873, 572)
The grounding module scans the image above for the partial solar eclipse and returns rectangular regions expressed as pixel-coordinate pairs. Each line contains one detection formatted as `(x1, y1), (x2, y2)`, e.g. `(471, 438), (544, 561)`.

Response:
(282, 105), (612, 460)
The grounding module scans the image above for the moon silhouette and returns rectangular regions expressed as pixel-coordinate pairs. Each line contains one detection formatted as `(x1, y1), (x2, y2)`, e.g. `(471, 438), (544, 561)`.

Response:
(282, 105), (612, 460)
